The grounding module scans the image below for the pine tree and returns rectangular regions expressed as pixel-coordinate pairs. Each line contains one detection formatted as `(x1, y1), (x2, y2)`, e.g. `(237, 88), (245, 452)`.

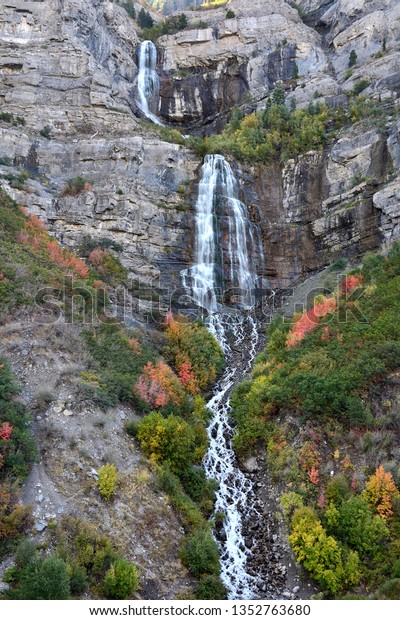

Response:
(138, 8), (154, 29)
(348, 50), (357, 67)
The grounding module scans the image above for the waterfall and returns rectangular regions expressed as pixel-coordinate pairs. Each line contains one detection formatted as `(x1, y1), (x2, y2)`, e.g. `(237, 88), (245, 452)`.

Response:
(181, 154), (265, 599)
(137, 40), (163, 126)
(182, 154), (261, 317)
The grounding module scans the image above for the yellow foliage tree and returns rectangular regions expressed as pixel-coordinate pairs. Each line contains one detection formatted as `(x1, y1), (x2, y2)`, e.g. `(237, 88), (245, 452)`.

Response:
(98, 464), (118, 501)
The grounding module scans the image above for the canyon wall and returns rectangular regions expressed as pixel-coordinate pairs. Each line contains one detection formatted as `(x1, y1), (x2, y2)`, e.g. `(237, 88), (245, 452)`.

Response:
(0, 0), (399, 297)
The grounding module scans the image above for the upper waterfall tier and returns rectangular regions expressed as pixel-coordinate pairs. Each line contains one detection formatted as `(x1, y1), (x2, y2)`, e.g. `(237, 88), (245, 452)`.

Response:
(182, 154), (263, 313)
(137, 41), (163, 126)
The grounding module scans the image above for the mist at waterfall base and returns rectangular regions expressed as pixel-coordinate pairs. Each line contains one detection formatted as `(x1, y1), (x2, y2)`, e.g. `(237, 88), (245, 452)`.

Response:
(181, 155), (267, 599)
(137, 41), (164, 126)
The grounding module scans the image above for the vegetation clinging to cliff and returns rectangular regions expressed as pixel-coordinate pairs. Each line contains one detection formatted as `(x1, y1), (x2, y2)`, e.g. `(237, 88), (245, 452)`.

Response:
(185, 89), (396, 164)
(231, 244), (400, 597)
(186, 89), (336, 163)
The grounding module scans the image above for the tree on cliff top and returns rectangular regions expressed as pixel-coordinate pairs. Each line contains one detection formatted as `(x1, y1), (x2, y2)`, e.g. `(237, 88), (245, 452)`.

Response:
(138, 8), (154, 29)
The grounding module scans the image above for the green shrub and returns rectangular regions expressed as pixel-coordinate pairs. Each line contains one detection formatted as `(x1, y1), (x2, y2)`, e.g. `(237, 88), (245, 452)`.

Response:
(0, 358), (37, 479)
(101, 559), (139, 599)
(195, 575), (227, 599)
(226, 9), (235, 18)
(352, 80), (370, 96)
(179, 467), (217, 511)
(54, 516), (119, 579)
(61, 176), (92, 197)
(40, 125), (52, 139)
(15, 539), (37, 568)
(14, 554), (70, 600)
(68, 562), (87, 595)
(325, 475), (350, 505)
(136, 412), (205, 473)
(79, 235), (123, 255)
(83, 323), (158, 405)
(329, 258), (348, 272)
(329, 496), (389, 558)
(0, 112), (25, 126)
(137, 8), (153, 29)
(195, 89), (332, 163)
(348, 50), (357, 67)
(280, 492), (304, 523)
(98, 464), (118, 501)
(378, 578), (400, 599)
(156, 467), (207, 531)
(0, 483), (33, 560)
(392, 559), (400, 579)
(180, 529), (220, 578)
(289, 507), (361, 595)
(121, 0), (135, 19)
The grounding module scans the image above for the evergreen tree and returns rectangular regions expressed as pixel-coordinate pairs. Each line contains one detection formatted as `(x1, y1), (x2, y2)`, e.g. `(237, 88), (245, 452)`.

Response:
(272, 86), (285, 105)
(15, 555), (70, 600)
(122, 1), (136, 20)
(138, 8), (154, 29)
(348, 50), (357, 67)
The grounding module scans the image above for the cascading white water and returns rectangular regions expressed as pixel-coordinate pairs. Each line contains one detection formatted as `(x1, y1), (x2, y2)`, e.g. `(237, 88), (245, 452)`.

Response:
(137, 40), (163, 126)
(204, 314), (260, 599)
(182, 154), (260, 315)
(181, 154), (264, 599)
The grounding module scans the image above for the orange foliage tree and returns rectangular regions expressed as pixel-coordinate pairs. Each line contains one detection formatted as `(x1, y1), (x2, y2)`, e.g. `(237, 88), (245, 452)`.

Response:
(308, 466), (320, 485)
(164, 312), (223, 391)
(363, 465), (400, 520)
(134, 361), (185, 409)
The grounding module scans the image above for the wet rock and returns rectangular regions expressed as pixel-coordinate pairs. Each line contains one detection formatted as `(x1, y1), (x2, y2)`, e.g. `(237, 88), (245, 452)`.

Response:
(241, 456), (259, 473)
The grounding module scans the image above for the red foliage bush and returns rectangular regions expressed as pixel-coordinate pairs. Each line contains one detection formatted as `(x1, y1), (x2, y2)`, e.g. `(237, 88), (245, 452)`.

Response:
(25, 213), (47, 231)
(176, 355), (199, 395)
(128, 337), (142, 355)
(0, 422), (12, 470)
(287, 297), (337, 348)
(135, 361), (185, 409)
(46, 240), (89, 278)
(0, 422), (13, 442)
(340, 274), (364, 295)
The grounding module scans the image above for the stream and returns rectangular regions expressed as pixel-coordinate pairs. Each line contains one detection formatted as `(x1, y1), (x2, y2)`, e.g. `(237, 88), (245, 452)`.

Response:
(205, 312), (260, 599)
(181, 154), (266, 598)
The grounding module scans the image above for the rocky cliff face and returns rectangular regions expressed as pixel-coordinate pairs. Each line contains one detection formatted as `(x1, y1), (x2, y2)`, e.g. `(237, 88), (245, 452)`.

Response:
(0, 0), (200, 306)
(159, 0), (331, 127)
(0, 0), (399, 297)
(239, 122), (395, 288)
